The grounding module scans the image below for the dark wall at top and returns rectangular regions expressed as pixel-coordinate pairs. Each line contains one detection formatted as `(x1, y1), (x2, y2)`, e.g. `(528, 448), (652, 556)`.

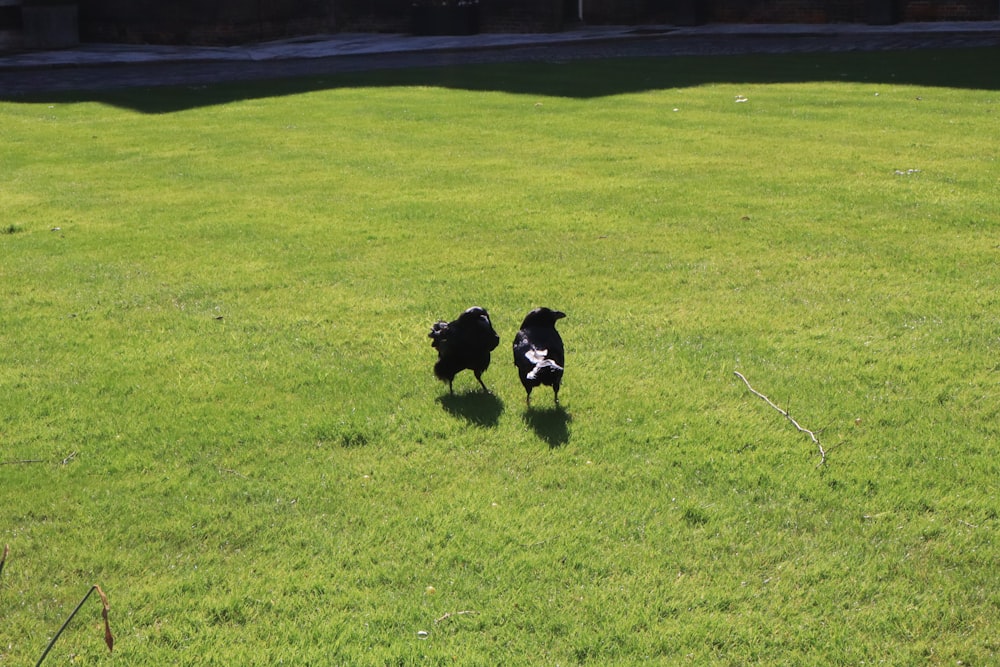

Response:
(74, 0), (999, 46)
(79, 0), (336, 44)
(334, 0), (566, 33)
(581, 0), (997, 24)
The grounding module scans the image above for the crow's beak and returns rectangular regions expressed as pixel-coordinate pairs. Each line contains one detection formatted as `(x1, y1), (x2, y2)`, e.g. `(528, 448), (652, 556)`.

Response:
(554, 311), (566, 320)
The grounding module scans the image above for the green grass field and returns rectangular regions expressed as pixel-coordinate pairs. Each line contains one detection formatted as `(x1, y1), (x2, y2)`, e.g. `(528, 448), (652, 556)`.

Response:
(2, 48), (999, 665)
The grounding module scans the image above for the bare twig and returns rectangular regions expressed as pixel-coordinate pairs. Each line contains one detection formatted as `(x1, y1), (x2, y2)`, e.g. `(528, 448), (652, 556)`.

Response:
(1, 451), (78, 466)
(734, 371), (827, 466)
(823, 439), (847, 457)
(435, 610), (477, 624)
(35, 584), (114, 666)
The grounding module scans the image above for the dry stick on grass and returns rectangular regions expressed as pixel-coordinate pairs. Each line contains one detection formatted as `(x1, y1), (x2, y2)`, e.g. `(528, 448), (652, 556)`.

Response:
(435, 610), (478, 624)
(35, 584), (114, 666)
(734, 371), (827, 466)
(2, 451), (77, 466)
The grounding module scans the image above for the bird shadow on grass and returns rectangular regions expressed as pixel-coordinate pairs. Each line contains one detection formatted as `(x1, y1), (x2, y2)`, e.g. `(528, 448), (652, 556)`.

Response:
(523, 406), (571, 448)
(438, 391), (504, 428)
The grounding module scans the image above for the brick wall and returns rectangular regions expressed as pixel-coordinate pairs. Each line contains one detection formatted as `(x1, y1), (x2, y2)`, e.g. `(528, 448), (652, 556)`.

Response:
(703, 0), (996, 23)
(73, 0), (1000, 46)
(479, 0), (563, 32)
(79, 0), (336, 45)
(710, 0), (854, 22)
(904, 0), (997, 20)
(582, 0), (653, 24)
(337, 0), (409, 32)
(336, 0), (565, 33)
(505, 0), (997, 27)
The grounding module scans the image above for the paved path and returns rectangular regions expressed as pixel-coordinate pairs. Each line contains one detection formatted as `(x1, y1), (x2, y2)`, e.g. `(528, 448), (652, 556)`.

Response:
(2, 21), (999, 97)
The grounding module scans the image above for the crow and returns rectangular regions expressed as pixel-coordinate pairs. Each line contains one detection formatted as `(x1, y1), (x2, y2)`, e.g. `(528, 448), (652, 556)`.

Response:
(513, 307), (566, 406)
(428, 306), (500, 394)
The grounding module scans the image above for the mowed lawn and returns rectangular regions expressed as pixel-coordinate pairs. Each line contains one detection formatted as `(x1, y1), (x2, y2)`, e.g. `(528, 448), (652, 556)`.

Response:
(1, 49), (998, 665)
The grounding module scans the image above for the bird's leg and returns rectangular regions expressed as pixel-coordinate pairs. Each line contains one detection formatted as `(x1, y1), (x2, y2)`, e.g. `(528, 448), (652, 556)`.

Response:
(475, 372), (491, 394)
(448, 379), (454, 394)
(553, 385), (560, 406)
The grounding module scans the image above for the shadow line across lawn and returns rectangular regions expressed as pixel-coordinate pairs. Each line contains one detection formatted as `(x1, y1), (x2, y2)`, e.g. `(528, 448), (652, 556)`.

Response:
(3, 44), (999, 113)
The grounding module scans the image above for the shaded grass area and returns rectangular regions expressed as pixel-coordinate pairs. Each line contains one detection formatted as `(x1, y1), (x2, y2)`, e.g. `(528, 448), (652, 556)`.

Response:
(2, 49), (999, 664)
(4, 46), (1000, 114)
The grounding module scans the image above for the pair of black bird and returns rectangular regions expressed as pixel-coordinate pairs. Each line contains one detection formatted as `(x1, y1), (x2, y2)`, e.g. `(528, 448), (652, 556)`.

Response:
(428, 306), (566, 406)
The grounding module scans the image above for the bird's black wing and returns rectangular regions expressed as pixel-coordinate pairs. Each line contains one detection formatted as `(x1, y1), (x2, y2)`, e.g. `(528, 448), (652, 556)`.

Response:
(520, 327), (563, 364)
(546, 328), (565, 367)
(474, 314), (501, 352)
(513, 329), (536, 378)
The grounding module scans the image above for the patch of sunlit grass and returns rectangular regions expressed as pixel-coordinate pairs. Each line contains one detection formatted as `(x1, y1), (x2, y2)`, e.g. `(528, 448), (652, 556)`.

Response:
(1, 49), (998, 664)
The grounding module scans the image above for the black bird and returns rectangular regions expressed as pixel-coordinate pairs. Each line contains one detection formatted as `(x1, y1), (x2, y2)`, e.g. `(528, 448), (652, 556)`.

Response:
(428, 306), (500, 394)
(513, 307), (566, 406)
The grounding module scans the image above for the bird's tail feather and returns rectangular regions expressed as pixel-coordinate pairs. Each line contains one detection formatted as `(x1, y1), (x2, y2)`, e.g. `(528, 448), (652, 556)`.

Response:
(428, 321), (449, 347)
